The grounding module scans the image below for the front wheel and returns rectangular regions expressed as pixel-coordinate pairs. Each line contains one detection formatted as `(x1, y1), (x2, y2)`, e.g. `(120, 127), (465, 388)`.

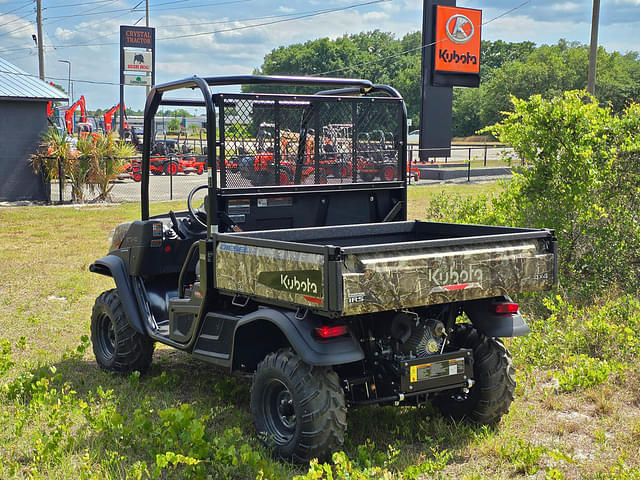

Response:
(432, 323), (515, 425)
(251, 349), (346, 463)
(90, 289), (154, 374)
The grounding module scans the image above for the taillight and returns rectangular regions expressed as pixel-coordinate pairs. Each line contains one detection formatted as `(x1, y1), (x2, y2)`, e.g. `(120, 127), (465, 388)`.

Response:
(314, 325), (349, 339)
(492, 302), (519, 314)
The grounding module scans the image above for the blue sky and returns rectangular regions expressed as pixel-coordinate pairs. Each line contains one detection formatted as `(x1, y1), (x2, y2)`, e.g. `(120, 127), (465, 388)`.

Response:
(0, 0), (638, 110)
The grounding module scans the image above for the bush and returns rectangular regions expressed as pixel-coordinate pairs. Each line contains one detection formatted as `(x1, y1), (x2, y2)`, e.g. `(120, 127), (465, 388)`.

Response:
(32, 128), (137, 202)
(427, 91), (640, 300)
(512, 295), (640, 391)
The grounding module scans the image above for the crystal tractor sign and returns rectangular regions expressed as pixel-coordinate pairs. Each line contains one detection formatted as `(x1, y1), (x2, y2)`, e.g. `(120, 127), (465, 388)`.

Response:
(119, 25), (156, 134)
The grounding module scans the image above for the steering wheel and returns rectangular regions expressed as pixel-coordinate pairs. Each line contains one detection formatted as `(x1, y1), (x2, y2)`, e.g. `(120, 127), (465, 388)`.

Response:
(187, 184), (208, 228)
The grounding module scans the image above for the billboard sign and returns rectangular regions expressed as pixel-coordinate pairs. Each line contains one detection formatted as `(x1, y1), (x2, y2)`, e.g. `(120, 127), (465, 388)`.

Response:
(121, 25), (154, 48)
(433, 5), (481, 86)
(119, 25), (155, 132)
(123, 49), (153, 72)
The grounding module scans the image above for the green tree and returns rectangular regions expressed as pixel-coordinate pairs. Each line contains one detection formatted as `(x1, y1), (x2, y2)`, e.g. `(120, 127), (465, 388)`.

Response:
(476, 40), (640, 131)
(245, 30), (423, 122)
(167, 117), (180, 131)
(249, 35), (640, 137)
(479, 39), (536, 80)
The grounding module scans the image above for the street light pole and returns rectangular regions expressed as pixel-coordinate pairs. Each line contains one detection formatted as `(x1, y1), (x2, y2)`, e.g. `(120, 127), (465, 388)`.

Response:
(58, 60), (71, 105)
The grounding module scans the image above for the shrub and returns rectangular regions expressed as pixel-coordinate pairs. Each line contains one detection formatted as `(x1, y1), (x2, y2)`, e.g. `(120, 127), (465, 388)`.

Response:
(427, 91), (640, 300)
(32, 128), (137, 202)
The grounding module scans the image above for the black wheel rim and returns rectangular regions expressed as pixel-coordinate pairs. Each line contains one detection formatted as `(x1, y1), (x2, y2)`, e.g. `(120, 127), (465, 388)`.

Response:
(262, 378), (296, 445)
(96, 313), (116, 360)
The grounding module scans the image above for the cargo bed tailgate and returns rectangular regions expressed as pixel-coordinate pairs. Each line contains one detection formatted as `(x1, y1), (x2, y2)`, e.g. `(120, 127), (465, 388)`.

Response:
(341, 236), (555, 315)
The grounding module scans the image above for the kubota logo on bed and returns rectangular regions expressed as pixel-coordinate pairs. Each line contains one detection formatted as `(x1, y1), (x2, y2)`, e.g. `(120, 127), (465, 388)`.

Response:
(258, 270), (323, 296)
(428, 265), (483, 285)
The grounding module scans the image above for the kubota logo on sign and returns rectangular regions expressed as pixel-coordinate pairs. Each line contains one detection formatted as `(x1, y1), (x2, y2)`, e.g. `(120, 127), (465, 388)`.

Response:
(434, 6), (482, 75)
(445, 14), (474, 44)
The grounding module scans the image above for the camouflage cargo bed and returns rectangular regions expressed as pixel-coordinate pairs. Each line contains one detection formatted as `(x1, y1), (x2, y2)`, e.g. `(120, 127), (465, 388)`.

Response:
(214, 220), (557, 317)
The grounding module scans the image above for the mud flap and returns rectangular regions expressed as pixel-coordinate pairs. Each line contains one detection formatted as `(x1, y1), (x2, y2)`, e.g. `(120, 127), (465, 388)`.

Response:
(231, 308), (364, 368)
(464, 295), (530, 337)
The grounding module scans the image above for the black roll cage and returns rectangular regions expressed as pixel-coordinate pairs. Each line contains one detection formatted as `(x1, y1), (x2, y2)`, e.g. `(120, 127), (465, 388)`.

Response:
(141, 75), (408, 236)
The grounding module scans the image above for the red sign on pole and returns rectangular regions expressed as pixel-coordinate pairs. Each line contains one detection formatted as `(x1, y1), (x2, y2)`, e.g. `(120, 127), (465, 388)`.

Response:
(434, 6), (482, 75)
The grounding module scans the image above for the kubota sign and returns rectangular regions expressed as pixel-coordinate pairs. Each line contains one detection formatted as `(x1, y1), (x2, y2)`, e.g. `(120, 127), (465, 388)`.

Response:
(434, 6), (481, 75)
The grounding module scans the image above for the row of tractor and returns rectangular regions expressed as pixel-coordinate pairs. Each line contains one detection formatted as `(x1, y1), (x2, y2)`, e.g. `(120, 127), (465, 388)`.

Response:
(232, 123), (420, 186)
(122, 136), (207, 182)
(48, 98), (420, 184)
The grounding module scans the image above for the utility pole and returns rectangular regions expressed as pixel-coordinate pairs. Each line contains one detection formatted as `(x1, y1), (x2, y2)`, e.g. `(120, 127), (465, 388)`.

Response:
(145, 0), (151, 98)
(587, 0), (600, 95)
(36, 0), (45, 80)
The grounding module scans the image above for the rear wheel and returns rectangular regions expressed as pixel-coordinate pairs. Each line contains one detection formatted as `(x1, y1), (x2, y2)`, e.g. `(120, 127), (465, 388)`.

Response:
(382, 166), (397, 181)
(91, 289), (154, 374)
(251, 349), (346, 463)
(163, 160), (179, 176)
(432, 323), (515, 425)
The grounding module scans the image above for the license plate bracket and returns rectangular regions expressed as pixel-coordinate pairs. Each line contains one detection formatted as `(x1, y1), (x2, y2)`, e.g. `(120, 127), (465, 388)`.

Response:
(400, 349), (474, 393)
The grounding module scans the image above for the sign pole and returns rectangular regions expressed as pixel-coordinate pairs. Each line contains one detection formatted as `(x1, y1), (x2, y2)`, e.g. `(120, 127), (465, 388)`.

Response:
(120, 26), (125, 137)
(419, 0), (455, 161)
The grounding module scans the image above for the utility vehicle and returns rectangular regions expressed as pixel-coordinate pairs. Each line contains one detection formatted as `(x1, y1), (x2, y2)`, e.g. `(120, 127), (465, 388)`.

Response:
(89, 75), (557, 463)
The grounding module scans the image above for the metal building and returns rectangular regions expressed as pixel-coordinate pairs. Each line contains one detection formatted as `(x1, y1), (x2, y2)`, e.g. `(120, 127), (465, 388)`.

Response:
(0, 57), (67, 202)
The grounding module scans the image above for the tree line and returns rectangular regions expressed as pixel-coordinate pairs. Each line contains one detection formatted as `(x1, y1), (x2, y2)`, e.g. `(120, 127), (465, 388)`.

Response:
(244, 31), (640, 137)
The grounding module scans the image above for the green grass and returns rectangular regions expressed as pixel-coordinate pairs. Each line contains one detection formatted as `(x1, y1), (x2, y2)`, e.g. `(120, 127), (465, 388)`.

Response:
(407, 181), (505, 219)
(1, 186), (639, 478)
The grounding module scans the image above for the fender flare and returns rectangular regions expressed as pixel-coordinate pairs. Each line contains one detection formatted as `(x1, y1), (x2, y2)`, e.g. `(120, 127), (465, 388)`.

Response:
(89, 255), (146, 335)
(231, 308), (364, 368)
(463, 295), (530, 337)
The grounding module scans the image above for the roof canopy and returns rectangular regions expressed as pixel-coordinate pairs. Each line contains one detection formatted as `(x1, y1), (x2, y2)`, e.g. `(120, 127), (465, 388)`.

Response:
(0, 57), (68, 102)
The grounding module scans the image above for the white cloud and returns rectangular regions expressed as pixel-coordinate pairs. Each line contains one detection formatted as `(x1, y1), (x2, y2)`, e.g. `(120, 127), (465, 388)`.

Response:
(611, 0), (640, 5)
(2, 0), (638, 110)
(550, 2), (582, 13)
(54, 27), (76, 41)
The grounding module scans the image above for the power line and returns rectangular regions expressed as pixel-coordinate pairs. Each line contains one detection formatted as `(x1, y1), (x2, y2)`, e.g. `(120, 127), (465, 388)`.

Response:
(0, 9), (33, 28)
(0, 0), (534, 87)
(0, 6), (364, 53)
(43, 0), (133, 10)
(159, 0), (390, 41)
(43, 0), (248, 20)
(0, 1), (32, 17)
(0, 0), (133, 41)
(0, 18), (35, 38)
(154, 8), (351, 29)
(0, 0), (237, 45)
(0, 67), (122, 85)
(0, 0), (390, 53)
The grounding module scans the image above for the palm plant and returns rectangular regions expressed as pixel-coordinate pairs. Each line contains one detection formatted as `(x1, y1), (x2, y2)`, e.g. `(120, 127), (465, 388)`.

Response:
(33, 128), (139, 203)
(31, 127), (70, 182)
(90, 133), (137, 201)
